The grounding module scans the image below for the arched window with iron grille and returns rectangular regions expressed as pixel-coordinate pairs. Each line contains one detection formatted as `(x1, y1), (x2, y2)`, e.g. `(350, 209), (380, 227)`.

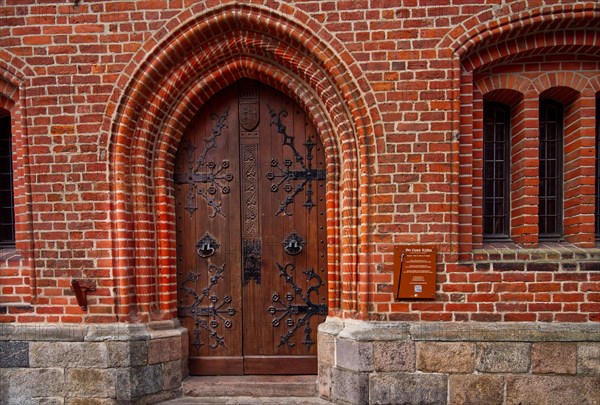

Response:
(538, 99), (564, 240)
(0, 112), (14, 248)
(483, 102), (511, 240)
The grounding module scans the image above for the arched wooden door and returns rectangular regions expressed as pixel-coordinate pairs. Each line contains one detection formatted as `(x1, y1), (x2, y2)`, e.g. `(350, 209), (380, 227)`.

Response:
(175, 80), (327, 375)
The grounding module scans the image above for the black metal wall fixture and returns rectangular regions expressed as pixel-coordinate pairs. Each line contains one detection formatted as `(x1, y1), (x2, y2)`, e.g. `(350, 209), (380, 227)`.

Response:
(268, 263), (327, 349)
(243, 239), (262, 285)
(266, 106), (325, 216)
(282, 231), (306, 256)
(178, 263), (236, 351)
(174, 107), (233, 218)
(196, 232), (220, 258)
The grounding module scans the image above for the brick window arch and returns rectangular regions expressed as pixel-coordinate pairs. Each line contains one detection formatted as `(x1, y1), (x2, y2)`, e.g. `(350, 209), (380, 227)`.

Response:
(538, 99), (564, 240)
(482, 102), (511, 240)
(0, 110), (14, 248)
(468, 67), (596, 249)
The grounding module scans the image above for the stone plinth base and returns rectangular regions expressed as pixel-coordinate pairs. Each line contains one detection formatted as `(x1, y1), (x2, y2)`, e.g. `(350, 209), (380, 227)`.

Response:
(318, 318), (599, 405)
(0, 320), (188, 405)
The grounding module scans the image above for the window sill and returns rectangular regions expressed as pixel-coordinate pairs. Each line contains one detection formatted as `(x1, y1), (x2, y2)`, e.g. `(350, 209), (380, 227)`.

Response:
(472, 241), (600, 264)
(0, 247), (21, 264)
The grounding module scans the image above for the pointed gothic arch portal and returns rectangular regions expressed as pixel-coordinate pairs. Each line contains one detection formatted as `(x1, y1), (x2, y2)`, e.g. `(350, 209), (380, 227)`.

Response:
(106, 2), (378, 329)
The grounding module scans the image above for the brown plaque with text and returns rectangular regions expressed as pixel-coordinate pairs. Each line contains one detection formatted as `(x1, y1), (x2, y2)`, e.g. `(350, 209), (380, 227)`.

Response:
(393, 245), (437, 299)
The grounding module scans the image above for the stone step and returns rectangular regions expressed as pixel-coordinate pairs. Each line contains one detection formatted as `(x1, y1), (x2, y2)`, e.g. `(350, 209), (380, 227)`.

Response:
(182, 375), (319, 398)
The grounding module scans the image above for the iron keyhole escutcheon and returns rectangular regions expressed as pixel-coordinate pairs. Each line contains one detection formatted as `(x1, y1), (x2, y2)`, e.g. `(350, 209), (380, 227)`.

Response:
(196, 232), (220, 258)
(282, 231), (306, 256)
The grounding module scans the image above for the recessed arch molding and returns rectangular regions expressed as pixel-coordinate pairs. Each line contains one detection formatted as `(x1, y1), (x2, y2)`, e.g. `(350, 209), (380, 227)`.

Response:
(105, 2), (379, 321)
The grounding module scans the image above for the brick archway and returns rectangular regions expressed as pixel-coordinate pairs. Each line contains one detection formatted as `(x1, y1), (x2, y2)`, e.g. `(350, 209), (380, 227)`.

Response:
(0, 50), (37, 304)
(106, 2), (378, 321)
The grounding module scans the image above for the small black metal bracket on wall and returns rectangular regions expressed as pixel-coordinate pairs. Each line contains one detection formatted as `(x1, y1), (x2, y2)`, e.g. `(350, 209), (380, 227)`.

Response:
(71, 279), (96, 311)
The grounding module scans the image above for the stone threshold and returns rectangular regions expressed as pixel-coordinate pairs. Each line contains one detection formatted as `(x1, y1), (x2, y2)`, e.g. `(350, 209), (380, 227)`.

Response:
(182, 375), (318, 398)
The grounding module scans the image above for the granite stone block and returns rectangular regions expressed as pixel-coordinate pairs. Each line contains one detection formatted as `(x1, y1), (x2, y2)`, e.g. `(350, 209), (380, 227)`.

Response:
(369, 372), (448, 405)
(318, 363), (332, 398)
(8, 398), (64, 405)
(417, 342), (474, 373)
(578, 343), (600, 375)
(318, 331), (335, 367)
(66, 368), (117, 398)
(531, 342), (577, 374)
(476, 342), (530, 373)
(66, 399), (116, 405)
(336, 338), (373, 372)
(148, 336), (181, 365)
(0, 368), (65, 404)
(181, 329), (189, 359)
(331, 367), (369, 405)
(449, 374), (504, 405)
(374, 340), (415, 372)
(116, 364), (163, 400)
(162, 359), (182, 390)
(409, 322), (599, 342)
(107, 340), (148, 367)
(0, 341), (29, 367)
(506, 375), (600, 405)
(30, 342), (108, 368)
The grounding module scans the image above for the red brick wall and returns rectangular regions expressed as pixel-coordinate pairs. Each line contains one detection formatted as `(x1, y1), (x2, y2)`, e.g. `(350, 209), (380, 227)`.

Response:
(0, 0), (598, 324)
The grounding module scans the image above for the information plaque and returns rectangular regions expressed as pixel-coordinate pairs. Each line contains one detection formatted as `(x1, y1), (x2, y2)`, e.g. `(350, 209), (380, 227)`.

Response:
(393, 245), (437, 299)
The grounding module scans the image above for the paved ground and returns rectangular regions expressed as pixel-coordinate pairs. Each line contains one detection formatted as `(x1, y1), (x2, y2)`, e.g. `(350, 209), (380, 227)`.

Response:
(159, 397), (333, 404)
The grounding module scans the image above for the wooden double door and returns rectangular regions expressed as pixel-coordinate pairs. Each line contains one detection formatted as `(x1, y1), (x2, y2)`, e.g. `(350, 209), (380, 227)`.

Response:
(175, 80), (327, 375)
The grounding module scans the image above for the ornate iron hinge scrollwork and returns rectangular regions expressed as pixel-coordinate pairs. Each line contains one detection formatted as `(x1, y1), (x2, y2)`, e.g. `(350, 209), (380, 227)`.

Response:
(174, 107), (233, 218)
(267, 106), (326, 216)
(243, 239), (261, 285)
(268, 263), (327, 349)
(178, 263), (236, 351)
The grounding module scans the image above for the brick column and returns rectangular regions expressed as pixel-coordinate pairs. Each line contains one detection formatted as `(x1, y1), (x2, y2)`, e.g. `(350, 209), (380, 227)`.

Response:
(511, 94), (539, 246)
(563, 90), (596, 246)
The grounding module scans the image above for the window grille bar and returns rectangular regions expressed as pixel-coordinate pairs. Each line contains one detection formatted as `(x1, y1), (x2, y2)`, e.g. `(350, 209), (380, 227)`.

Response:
(538, 100), (563, 240)
(483, 102), (510, 240)
(0, 115), (15, 247)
